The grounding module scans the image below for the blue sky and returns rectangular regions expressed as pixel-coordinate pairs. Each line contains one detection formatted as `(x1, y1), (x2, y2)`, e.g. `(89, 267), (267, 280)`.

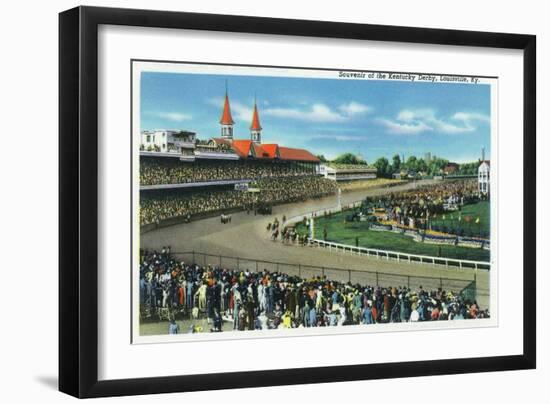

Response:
(140, 70), (491, 163)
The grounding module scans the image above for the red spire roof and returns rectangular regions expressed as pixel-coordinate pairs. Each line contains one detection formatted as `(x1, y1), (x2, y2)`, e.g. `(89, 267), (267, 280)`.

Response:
(219, 93), (234, 125)
(250, 103), (262, 131)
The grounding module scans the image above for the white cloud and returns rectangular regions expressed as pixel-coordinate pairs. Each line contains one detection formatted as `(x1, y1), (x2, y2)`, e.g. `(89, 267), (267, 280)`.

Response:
(397, 109), (433, 122)
(377, 118), (433, 135)
(207, 98), (371, 124)
(154, 111), (192, 122)
(265, 103), (346, 122)
(230, 102), (254, 121)
(265, 101), (370, 122)
(338, 101), (372, 116)
(452, 112), (491, 124)
(311, 133), (367, 141)
(378, 109), (489, 135)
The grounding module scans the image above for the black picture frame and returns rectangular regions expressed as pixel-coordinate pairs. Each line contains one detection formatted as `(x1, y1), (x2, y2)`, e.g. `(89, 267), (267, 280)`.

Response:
(59, 5), (536, 398)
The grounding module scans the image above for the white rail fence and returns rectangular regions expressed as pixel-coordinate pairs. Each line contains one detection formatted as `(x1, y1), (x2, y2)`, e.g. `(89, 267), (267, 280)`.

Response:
(308, 238), (490, 271)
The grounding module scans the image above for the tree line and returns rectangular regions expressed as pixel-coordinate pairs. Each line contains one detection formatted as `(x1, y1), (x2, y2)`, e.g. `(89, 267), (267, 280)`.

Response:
(316, 153), (481, 178)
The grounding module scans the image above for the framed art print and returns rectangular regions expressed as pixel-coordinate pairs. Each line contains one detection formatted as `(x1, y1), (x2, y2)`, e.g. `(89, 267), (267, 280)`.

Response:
(59, 6), (536, 398)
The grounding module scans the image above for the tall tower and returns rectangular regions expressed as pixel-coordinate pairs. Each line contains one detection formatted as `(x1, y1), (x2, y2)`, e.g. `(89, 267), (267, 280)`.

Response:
(250, 99), (262, 144)
(220, 89), (235, 140)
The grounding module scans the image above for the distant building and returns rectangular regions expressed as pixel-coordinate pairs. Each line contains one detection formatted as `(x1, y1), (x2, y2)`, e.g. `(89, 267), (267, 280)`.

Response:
(443, 162), (459, 175)
(424, 152), (432, 165)
(140, 130), (196, 154)
(478, 160), (490, 194)
(319, 164), (377, 181)
(392, 169), (411, 180)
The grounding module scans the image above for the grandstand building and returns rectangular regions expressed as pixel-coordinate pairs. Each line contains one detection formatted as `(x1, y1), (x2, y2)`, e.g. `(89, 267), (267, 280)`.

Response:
(319, 163), (377, 181)
(140, 130), (196, 156)
(139, 90), (322, 190)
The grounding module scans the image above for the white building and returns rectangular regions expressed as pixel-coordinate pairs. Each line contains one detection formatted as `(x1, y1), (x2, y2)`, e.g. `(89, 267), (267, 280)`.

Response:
(478, 160), (490, 194)
(140, 130), (196, 154)
(319, 164), (377, 181)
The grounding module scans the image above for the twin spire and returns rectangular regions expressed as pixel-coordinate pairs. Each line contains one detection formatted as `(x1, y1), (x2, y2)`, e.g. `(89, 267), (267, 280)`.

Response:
(219, 88), (262, 144)
(219, 92), (234, 126)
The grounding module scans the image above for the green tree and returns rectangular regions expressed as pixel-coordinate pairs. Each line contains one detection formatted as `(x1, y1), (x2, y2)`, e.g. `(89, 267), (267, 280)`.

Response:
(416, 158), (428, 174)
(428, 156), (449, 175)
(333, 153), (367, 165)
(457, 162), (479, 175)
(392, 154), (401, 172)
(374, 157), (390, 177)
(316, 154), (328, 162)
(405, 156), (418, 171)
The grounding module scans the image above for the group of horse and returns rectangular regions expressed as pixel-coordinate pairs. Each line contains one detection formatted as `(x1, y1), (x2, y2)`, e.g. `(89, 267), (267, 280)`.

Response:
(267, 219), (306, 245)
(220, 213), (232, 224)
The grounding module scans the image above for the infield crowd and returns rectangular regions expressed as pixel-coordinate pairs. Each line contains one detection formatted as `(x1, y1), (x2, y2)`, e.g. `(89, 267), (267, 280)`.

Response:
(359, 180), (487, 233)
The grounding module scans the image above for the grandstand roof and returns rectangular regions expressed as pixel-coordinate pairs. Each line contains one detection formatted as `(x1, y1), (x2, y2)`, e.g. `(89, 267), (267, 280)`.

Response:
(210, 138), (319, 162)
(252, 143), (273, 159)
(229, 139), (253, 158)
(219, 93), (235, 125)
(229, 140), (276, 160)
(278, 146), (320, 162)
(260, 144), (280, 159)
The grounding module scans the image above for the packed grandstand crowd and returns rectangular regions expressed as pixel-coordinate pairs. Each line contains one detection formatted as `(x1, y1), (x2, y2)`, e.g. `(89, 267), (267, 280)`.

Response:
(140, 176), (337, 225)
(194, 143), (234, 154)
(139, 249), (488, 333)
(140, 158), (318, 186)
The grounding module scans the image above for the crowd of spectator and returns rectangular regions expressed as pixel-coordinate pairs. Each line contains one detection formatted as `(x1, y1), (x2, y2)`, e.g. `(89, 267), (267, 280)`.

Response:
(140, 144), (161, 152)
(140, 176), (337, 226)
(194, 140), (234, 154)
(338, 178), (405, 192)
(362, 179), (484, 229)
(140, 157), (318, 186)
(139, 249), (488, 334)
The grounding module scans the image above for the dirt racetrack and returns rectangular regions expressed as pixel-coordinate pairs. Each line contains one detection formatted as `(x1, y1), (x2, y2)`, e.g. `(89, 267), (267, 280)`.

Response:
(141, 180), (490, 309)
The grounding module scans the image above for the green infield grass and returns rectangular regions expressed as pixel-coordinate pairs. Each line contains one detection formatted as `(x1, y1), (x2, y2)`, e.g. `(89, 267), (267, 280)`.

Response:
(429, 201), (490, 237)
(295, 205), (490, 262)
